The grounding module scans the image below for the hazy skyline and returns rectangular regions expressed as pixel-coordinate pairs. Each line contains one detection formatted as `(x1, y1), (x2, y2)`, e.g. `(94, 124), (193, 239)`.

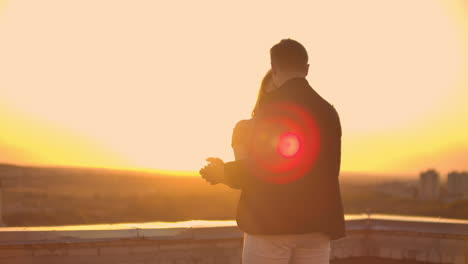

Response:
(1, 0), (467, 175)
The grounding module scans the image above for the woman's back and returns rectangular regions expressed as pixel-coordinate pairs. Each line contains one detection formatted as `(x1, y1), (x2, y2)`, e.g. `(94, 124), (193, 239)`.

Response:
(232, 119), (254, 160)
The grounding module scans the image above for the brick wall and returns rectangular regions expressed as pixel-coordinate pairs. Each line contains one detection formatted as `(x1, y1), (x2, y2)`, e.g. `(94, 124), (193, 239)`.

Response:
(0, 239), (243, 264)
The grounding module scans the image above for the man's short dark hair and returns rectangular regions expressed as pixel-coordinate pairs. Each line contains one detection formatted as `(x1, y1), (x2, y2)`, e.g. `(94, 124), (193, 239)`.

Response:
(270, 39), (308, 71)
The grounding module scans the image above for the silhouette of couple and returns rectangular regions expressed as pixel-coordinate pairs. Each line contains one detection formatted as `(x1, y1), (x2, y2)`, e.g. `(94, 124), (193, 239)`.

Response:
(199, 39), (345, 264)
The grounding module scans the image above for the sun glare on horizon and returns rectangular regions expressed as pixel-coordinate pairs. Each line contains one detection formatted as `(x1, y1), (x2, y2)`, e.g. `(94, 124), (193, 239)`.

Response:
(1, 0), (467, 176)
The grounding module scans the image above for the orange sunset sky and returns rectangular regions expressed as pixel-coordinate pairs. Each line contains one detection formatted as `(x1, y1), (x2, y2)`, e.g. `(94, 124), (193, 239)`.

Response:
(1, 0), (467, 176)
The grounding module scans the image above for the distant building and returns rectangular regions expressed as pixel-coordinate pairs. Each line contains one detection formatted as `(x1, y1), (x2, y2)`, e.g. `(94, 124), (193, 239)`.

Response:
(447, 171), (468, 200)
(419, 169), (440, 200)
(377, 181), (417, 199)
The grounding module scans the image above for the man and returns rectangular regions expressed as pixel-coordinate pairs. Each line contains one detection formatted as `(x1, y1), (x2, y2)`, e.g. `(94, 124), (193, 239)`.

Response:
(200, 39), (345, 264)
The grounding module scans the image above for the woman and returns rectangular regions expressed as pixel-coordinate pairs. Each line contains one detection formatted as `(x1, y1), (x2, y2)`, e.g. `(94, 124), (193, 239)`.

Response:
(207, 70), (273, 189)
(231, 70), (273, 162)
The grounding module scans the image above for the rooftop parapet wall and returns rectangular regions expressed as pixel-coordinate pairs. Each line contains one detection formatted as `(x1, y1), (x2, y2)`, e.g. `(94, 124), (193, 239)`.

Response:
(0, 215), (467, 264)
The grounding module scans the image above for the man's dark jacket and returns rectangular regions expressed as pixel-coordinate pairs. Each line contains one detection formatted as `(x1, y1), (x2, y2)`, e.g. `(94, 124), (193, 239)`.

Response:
(224, 77), (345, 240)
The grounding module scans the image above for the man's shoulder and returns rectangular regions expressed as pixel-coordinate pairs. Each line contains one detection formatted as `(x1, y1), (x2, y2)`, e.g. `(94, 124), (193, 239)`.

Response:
(301, 88), (341, 126)
(271, 78), (340, 119)
(300, 86), (337, 113)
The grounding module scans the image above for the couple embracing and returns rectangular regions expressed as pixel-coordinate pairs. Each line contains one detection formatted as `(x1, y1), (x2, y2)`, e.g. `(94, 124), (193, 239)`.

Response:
(199, 39), (345, 264)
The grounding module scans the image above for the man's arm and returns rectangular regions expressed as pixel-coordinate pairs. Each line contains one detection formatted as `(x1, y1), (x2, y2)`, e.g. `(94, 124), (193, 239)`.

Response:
(223, 159), (249, 189)
(222, 119), (255, 189)
(200, 157), (247, 190)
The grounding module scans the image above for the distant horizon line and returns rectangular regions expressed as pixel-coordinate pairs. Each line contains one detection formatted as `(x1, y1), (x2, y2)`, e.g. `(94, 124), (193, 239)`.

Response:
(0, 161), (438, 179)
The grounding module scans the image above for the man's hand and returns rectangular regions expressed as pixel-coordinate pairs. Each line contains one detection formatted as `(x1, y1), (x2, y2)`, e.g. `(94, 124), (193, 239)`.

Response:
(199, 157), (225, 185)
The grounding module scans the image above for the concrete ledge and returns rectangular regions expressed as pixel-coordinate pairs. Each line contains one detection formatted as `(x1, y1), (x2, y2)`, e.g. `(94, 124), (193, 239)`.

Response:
(2, 215), (467, 245)
(0, 220), (239, 245)
(0, 215), (467, 264)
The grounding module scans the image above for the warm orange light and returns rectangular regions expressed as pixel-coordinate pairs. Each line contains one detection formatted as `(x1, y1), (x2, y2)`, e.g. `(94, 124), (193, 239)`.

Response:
(0, 1), (467, 175)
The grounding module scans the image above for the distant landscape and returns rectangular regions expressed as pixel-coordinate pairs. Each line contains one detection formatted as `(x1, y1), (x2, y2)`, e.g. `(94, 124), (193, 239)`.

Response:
(0, 164), (467, 226)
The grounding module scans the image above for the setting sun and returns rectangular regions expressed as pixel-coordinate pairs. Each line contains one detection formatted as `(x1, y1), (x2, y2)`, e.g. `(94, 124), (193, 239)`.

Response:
(1, 0), (467, 176)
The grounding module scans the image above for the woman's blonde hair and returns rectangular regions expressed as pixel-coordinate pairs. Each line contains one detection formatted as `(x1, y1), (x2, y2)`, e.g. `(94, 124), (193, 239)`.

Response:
(251, 70), (273, 117)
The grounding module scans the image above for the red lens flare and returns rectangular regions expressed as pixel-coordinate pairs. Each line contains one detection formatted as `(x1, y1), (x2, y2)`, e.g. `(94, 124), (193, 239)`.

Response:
(277, 132), (301, 158)
(248, 102), (320, 184)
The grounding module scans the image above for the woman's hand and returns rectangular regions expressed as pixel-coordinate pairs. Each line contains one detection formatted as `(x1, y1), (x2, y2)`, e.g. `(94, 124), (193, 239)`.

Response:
(199, 157), (225, 185)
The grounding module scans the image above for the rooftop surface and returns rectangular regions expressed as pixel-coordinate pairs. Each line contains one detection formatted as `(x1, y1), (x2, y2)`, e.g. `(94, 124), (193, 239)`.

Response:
(1, 214), (467, 245)
(3, 214), (468, 232)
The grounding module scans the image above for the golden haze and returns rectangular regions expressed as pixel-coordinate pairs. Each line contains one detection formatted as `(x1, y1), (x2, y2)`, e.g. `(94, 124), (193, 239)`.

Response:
(0, 0), (467, 176)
